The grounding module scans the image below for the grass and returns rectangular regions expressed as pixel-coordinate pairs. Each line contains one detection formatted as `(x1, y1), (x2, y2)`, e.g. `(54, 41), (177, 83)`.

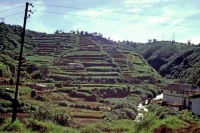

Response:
(80, 119), (137, 133)
(71, 109), (103, 119)
(149, 116), (187, 132)
(0, 118), (33, 133)
(133, 64), (150, 72)
(20, 86), (32, 94)
(0, 118), (80, 133)
(26, 55), (54, 62)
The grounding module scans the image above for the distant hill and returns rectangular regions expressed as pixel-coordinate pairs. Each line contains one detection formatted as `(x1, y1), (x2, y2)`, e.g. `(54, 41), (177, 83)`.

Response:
(0, 23), (162, 89)
(133, 41), (200, 86)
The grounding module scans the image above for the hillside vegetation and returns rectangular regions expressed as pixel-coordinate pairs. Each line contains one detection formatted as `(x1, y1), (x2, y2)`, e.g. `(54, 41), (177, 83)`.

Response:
(0, 23), (162, 125)
(1, 23), (200, 132)
(0, 23), (162, 88)
(133, 41), (200, 86)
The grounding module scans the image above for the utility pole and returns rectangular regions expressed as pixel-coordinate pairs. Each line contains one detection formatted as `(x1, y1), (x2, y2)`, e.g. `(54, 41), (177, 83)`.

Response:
(0, 18), (4, 23)
(12, 2), (33, 123)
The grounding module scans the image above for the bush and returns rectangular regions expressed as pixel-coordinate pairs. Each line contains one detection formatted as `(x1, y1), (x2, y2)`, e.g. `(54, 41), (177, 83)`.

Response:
(0, 100), (12, 107)
(30, 89), (37, 98)
(33, 102), (73, 126)
(9, 78), (15, 85)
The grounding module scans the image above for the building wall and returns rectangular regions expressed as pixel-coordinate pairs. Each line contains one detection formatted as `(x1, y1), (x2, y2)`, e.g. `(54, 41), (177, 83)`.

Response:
(163, 90), (190, 108)
(192, 97), (200, 115)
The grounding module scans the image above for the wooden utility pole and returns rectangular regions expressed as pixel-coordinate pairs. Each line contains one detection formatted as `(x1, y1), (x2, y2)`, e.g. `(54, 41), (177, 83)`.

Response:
(12, 2), (29, 123)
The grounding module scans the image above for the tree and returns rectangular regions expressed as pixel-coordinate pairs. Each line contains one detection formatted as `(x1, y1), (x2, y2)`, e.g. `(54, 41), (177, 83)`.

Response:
(153, 39), (157, 44)
(85, 31), (88, 35)
(148, 39), (152, 43)
(55, 30), (59, 34)
(80, 31), (84, 35)
(76, 29), (79, 34)
(188, 39), (191, 45)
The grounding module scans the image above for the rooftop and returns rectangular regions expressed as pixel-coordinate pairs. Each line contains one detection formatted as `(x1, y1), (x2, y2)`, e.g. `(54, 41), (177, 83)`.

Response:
(167, 101), (182, 106)
(163, 83), (199, 92)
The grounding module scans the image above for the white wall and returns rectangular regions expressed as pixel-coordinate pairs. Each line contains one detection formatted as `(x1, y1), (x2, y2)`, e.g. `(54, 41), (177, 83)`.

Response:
(163, 90), (190, 108)
(192, 97), (200, 115)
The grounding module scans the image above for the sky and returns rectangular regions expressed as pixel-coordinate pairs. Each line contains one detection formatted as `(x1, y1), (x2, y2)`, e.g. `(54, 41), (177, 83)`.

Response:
(0, 0), (200, 44)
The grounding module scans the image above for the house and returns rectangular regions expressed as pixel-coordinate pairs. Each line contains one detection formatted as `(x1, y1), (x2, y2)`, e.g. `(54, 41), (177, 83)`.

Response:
(191, 94), (200, 116)
(69, 63), (84, 69)
(163, 83), (200, 110)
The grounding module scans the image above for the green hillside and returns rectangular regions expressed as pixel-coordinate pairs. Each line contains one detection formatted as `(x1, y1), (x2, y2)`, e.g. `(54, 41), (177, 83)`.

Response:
(133, 41), (200, 85)
(1, 23), (200, 133)
(0, 23), (162, 87)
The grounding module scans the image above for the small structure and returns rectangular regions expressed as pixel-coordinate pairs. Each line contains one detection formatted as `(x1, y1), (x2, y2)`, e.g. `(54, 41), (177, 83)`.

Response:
(29, 83), (48, 91)
(69, 63), (84, 69)
(191, 94), (200, 116)
(163, 83), (200, 110)
(167, 101), (182, 111)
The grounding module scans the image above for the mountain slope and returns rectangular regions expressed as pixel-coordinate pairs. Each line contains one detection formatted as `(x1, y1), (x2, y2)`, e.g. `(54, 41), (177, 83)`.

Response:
(133, 41), (200, 85)
(0, 23), (163, 88)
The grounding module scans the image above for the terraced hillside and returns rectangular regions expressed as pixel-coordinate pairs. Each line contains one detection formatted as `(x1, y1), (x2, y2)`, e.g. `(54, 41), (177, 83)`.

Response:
(133, 41), (200, 85)
(0, 23), (163, 95)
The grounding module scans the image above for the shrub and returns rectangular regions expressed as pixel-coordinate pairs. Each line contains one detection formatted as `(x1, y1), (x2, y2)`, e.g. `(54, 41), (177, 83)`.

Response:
(30, 89), (37, 98)
(33, 102), (73, 126)
(9, 77), (15, 85)
(0, 100), (12, 107)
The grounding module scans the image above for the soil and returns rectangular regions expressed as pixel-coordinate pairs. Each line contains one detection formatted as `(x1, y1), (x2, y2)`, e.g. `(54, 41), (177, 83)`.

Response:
(154, 125), (172, 133)
(0, 113), (27, 119)
(154, 124), (200, 133)
(177, 123), (200, 133)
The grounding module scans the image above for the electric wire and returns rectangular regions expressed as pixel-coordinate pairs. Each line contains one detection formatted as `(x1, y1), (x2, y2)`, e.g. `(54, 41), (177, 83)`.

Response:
(33, 9), (50, 33)
(0, 5), (24, 13)
(1, 12), (24, 18)
(32, 12), (47, 32)
(36, 10), (200, 29)
(35, 4), (200, 21)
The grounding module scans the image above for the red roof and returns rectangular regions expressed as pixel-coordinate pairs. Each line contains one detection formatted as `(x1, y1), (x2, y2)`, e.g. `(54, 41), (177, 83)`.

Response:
(167, 101), (182, 106)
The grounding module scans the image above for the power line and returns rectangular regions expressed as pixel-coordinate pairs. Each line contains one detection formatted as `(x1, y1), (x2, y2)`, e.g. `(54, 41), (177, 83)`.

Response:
(35, 4), (200, 21)
(0, 5), (24, 13)
(32, 13), (47, 32)
(1, 12), (24, 18)
(37, 10), (200, 29)
(33, 9), (50, 33)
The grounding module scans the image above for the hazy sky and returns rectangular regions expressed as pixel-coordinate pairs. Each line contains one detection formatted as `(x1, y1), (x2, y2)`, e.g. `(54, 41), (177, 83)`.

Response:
(1, 0), (200, 44)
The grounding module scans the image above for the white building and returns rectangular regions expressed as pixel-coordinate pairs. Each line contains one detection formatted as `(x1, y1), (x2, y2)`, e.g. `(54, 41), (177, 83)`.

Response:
(191, 94), (200, 116)
(163, 83), (200, 110)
